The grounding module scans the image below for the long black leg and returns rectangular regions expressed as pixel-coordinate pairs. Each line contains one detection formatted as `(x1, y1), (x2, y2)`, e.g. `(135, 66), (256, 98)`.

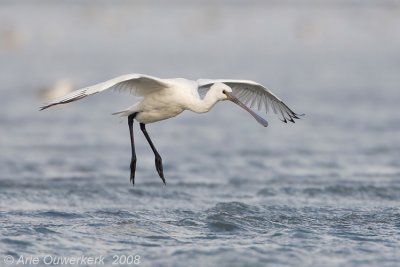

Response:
(140, 123), (166, 185)
(128, 113), (137, 185)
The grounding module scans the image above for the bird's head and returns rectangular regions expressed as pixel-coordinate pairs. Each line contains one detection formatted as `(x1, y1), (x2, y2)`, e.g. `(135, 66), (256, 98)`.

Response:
(210, 82), (269, 127)
(210, 82), (232, 101)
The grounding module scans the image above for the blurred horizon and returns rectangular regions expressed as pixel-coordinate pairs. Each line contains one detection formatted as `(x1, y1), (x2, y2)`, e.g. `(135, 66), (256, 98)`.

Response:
(1, 0), (400, 5)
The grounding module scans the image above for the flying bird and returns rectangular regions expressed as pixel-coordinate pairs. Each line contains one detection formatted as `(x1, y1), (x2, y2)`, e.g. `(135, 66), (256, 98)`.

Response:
(40, 73), (302, 185)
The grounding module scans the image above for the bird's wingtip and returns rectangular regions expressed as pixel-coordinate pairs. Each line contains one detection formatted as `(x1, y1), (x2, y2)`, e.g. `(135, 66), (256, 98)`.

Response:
(296, 113), (306, 119)
(39, 103), (56, 111)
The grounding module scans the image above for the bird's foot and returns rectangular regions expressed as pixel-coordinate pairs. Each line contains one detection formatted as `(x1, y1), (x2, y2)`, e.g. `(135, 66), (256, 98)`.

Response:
(130, 159), (137, 186)
(155, 156), (166, 185)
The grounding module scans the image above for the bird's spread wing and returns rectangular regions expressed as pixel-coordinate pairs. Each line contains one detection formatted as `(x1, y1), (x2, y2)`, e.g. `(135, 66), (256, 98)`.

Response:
(197, 79), (302, 123)
(40, 74), (170, 110)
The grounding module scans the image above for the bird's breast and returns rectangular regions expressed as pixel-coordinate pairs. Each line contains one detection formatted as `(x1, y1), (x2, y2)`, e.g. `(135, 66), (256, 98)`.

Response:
(135, 90), (186, 124)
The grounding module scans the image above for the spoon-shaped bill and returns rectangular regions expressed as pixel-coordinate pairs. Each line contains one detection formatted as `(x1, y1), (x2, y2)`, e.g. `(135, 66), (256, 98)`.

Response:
(225, 92), (269, 127)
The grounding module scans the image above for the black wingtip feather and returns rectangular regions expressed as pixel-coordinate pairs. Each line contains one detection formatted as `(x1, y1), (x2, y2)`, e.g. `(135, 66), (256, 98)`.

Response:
(39, 104), (56, 111)
(293, 113), (305, 119)
(39, 94), (87, 111)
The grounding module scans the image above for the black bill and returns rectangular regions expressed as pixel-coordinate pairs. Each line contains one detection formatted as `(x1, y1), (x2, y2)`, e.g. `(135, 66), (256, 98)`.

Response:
(225, 92), (269, 127)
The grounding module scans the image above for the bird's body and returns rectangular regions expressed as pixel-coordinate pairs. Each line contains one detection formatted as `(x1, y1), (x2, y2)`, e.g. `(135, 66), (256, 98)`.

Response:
(119, 78), (199, 124)
(41, 73), (303, 185)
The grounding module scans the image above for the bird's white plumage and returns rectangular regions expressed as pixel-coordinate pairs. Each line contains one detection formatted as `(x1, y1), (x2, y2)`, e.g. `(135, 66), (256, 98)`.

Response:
(40, 73), (301, 124)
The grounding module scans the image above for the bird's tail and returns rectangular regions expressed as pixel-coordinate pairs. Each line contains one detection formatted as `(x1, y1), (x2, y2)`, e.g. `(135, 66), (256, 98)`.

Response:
(112, 103), (139, 117)
(112, 110), (130, 117)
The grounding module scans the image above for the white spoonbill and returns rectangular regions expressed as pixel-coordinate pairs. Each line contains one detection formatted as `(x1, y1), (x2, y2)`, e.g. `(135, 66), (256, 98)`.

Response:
(40, 73), (303, 185)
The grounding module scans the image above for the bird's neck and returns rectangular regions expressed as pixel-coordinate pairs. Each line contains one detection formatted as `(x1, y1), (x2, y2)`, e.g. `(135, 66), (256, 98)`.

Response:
(189, 91), (220, 113)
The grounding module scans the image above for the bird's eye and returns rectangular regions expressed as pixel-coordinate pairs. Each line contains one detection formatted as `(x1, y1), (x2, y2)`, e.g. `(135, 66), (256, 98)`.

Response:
(222, 90), (227, 94)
